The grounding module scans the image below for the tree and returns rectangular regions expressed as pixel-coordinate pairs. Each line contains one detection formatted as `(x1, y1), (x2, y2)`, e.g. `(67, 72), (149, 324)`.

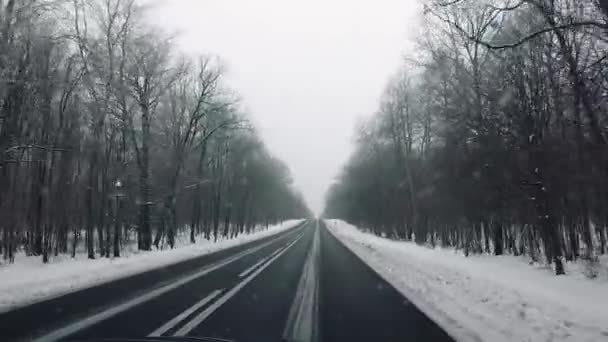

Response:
(0, 0), (310, 264)
(325, 0), (608, 275)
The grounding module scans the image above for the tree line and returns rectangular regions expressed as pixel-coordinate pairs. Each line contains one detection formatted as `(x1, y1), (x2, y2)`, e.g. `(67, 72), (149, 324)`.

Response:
(0, 0), (310, 264)
(324, 0), (607, 275)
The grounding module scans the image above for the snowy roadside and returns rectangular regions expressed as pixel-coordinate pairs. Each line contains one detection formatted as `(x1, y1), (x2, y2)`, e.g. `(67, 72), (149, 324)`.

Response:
(325, 219), (608, 342)
(0, 219), (304, 314)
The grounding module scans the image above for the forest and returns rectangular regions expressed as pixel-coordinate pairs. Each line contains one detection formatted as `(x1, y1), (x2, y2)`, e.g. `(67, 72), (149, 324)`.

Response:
(0, 0), (310, 264)
(324, 0), (608, 275)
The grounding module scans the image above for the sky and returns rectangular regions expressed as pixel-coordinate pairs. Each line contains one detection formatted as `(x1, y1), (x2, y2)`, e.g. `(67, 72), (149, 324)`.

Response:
(150, 0), (422, 214)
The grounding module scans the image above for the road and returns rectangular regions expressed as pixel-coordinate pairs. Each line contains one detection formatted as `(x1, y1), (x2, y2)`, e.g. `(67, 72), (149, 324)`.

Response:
(1, 220), (454, 342)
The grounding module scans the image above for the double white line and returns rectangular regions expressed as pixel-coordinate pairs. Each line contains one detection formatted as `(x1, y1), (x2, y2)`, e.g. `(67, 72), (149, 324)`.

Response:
(34, 228), (304, 342)
(148, 290), (223, 336)
(149, 234), (304, 337)
(283, 223), (321, 342)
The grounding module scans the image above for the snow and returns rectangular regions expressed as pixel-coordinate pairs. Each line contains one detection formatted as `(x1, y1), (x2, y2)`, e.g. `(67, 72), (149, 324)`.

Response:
(325, 219), (608, 342)
(0, 220), (304, 314)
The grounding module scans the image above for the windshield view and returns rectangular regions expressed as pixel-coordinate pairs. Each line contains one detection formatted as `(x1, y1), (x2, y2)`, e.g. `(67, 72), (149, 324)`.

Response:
(0, 0), (607, 341)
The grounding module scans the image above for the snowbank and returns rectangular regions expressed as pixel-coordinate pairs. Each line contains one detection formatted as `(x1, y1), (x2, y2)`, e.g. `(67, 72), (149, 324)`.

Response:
(0, 219), (304, 313)
(325, 219), (608, 342)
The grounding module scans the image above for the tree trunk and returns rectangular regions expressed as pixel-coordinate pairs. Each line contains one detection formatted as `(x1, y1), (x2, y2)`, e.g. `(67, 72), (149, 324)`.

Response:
(139, 104), (152, 251)
(494, 221), (504, 255)
(86, 169), (96, 259)
(190, 224), (196, 244)
(222, 207), (231, 238)
(599, 225), (607, 255)
(212, 198), (220, 243)
(113, 198), (121, 257)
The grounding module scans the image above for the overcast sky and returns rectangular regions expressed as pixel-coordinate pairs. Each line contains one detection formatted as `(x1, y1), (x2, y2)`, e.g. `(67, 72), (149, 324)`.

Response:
(150, 0), (422, 214)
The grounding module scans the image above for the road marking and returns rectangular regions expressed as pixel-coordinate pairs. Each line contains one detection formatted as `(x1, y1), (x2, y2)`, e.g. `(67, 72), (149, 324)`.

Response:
(148, 289), (223, 337)
(32, 227), (305, 342)
(238, 245), (284, 278)
(283, 222), (321, 342)
(174, 233), (304, 336)
(238, 254), (272, 278)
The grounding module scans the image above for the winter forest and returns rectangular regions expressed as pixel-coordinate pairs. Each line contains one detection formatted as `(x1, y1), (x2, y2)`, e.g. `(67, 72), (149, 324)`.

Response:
(324, 0), (608, 275)
(0, 0), (311, 264)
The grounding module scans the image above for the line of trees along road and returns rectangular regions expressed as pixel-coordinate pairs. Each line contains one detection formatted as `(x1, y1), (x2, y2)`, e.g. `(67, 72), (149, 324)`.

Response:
(324, 0), (608, 275)
(0, 0), (311, 264)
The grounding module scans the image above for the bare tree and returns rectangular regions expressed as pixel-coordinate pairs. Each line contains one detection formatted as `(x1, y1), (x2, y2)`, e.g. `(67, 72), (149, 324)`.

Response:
(325, 0), (608, 276)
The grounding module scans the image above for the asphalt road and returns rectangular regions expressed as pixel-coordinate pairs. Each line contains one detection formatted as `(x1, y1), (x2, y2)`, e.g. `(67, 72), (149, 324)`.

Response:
(319, 223), (454, 342)
(1, 220), (455, 342)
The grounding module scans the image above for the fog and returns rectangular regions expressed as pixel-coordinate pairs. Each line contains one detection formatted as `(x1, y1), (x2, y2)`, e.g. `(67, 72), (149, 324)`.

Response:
(150, 0), (422, 214)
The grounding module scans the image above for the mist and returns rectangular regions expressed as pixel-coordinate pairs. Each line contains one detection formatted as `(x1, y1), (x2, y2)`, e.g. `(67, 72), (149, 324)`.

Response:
(149, 0), (422, 214)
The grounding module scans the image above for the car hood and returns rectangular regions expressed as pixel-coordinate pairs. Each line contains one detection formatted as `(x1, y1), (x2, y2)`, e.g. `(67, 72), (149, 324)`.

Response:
(79, 337), (233, 342)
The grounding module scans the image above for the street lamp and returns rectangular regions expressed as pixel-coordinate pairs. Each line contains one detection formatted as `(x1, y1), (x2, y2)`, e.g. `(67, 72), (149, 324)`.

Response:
(112, 179), (126, 257)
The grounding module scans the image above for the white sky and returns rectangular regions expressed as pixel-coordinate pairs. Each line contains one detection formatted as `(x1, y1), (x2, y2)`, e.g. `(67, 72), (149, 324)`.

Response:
(150, 0), (422, 214)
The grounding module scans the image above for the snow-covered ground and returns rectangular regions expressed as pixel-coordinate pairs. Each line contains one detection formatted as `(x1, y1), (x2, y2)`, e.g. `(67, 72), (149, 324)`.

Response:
(0, 219), (303, 313)
(325, 219), (608, 342)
